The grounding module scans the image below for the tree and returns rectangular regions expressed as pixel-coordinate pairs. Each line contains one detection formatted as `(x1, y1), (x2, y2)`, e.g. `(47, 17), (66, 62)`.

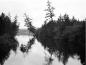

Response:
(24, 13), (36, 35)
(21, 13), (36, 54)
(0, 13), (19, 65)
(45, 0), (55, 22)
(35, 14), (85, 65)
(23, 3), (85, 65)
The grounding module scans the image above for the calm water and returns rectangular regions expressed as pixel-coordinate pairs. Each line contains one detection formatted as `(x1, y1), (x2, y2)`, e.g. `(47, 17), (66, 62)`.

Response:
(4, 35), (81, 65)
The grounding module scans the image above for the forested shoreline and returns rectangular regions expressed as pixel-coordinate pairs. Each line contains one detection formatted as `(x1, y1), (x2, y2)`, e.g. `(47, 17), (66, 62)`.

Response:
(23, 1), (85, 65)
(0, 0), (85, 65)
(0, 13), (19, 65)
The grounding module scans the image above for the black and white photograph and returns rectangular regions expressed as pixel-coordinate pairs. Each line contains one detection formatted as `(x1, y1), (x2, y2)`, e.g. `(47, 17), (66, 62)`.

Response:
(0, 0), (85, 65)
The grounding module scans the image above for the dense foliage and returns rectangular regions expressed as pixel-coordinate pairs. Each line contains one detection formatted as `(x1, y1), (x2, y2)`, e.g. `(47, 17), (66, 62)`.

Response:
(36, 14), (85, 65)
(25, 14), (85, 65)
(0, 13), (19, 65)
(24, 1), (85, 65)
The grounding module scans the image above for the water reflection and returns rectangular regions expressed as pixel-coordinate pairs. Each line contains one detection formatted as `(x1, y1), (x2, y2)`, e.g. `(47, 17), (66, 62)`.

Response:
(4, 35), (81, 65)
(4, 35), (45, 65)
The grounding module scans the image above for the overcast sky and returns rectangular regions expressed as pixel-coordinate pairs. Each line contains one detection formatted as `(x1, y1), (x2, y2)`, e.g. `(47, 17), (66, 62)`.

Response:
(0, 0), (86, 29)
(0, 0), (84, 65)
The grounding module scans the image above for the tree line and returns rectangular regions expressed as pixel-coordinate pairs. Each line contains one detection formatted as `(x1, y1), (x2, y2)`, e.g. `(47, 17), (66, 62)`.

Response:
(0, 13), (19, 65)
(25, 13), (85, 65)
(0, 0), (85, 65)
(24, 1), (85, 65)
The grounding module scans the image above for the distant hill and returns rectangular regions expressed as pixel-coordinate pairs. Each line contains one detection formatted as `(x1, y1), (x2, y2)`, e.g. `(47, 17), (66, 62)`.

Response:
(17, 29), (32, 35)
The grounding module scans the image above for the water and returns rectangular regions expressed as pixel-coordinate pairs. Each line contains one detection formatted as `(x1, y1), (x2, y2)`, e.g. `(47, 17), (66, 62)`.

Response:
(4, 35), (81, 65)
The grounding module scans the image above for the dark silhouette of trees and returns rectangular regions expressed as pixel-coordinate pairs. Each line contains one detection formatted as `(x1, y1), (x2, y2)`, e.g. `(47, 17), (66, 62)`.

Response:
(20, 13), (36, 54)
(25, 13), (85, 65)
(20, 37), (35, 53)
(0, 13), (19, 65)
(36, 14), (85, 65)
(45, 0), (55, 22)
(23, 1), (85, 65)
(24, 13), (36, 35)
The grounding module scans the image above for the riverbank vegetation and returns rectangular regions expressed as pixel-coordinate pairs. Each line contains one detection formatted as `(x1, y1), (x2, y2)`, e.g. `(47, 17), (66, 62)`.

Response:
(0, 13), (19, 65)
(24, 1), (85, 65)
(0, 0), (85, 65)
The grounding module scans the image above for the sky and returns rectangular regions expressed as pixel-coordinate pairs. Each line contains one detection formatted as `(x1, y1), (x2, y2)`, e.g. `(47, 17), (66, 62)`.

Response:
(0, 0), (85, 65)
(0, 0), (86, 29)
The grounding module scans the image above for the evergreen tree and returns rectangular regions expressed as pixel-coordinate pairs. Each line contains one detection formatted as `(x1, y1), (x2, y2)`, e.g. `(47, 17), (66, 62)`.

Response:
(21, 13), (36, 54)
(24, 13), (36, 35)
(45, 0), (55, 22)
(23, 2), (85, 65)
(35, 15), (85, 65)
(0, 13), (19, 65)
